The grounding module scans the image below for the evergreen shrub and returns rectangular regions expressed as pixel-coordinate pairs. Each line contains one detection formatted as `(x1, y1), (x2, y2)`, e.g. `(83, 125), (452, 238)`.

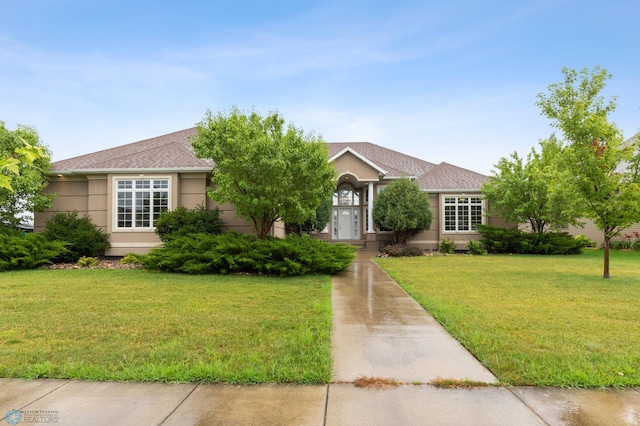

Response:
(380, 244), (424, 257)
(41, 212), (110, 263)
(0, 229), (66, 271)
(477, 225), (589, 255)
(154, 205), (224, 242)
(141, 232), (355, 276)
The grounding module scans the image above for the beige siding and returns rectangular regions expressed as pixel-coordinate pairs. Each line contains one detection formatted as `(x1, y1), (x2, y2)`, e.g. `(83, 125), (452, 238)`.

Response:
(179, 173), (209, 208)
(34, 177), (88, 232)
(333, 151), (382, 181)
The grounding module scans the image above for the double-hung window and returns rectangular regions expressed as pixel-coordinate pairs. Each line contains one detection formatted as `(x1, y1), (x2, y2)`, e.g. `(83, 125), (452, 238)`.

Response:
(116, 178), (169, 229)
(444, 196), (484, 231)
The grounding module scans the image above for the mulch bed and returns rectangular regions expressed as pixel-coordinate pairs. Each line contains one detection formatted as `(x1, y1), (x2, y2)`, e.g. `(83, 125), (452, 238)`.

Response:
(45, 259), (142, 270)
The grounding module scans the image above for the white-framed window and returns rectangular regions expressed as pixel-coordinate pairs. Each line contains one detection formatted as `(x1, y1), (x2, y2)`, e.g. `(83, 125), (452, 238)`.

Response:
(443, 196), (484, 232)
(115, 178), (170, 229)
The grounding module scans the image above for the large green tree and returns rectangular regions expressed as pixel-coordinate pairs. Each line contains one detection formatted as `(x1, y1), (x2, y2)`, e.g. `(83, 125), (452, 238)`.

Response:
(372, 177), (433, 245)
(536, 66), (640, 278)
(0, 122), (55, 226)
(192, 107), (336, 240)
(482, 136), (583, 233)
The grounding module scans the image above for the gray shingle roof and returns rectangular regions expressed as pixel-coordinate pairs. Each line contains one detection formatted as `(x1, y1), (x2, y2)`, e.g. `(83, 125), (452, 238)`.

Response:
(417, 162), (489, 191)
(52, 128), (210, 172)
(52, 129), (488, 191)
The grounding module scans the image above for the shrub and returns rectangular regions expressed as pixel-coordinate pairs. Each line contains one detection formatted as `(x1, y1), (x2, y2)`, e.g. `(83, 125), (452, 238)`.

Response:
(119, 253), (144, 265)
(477, 225), (589, 255)
(610, 231), (640, 251)
(466, 239), (488, 255)
(380, 245), (424, 257)
(0, 231), (66, 271)
(439, 239), (456, 254)
(154, 205), (224, 242)
(41, 212), (110, 263)
(77, 256), (99, 268)
(141, 233), (356, 276)
(574, 234), (596, 248)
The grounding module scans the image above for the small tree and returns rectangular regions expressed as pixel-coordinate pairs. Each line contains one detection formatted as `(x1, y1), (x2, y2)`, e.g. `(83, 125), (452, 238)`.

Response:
(536, 66), (640, 278)
(286, 197), (332, 236)
(372, 177), (433, 245)
(482, 136), (583, 233)
(0, 122), (55, 226)
(192, 107), (337, 240)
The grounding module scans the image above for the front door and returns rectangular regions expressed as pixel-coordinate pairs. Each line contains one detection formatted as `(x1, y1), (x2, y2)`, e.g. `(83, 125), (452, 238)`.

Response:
(334, 207), (360, 240)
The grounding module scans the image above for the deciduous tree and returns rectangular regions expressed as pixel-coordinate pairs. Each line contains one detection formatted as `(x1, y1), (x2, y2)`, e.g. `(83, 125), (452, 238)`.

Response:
(192, 107), (336, 240)
(482, 136), (583, 233)
(536, 66), (640, 278)
(0, 122), (55, 226)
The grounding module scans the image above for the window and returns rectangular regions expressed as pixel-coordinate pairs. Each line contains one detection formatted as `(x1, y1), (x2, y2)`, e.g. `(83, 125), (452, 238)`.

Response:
(444, 196), (484, 232)
(116, 178), (169, 229)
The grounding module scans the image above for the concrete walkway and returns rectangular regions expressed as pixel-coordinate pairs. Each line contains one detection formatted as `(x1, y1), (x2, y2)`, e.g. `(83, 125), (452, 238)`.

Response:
(2, 252), (640, 425)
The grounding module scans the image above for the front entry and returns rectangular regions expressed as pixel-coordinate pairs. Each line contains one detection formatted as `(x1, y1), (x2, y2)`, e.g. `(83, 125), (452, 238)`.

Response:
(333, 207), (360, 240)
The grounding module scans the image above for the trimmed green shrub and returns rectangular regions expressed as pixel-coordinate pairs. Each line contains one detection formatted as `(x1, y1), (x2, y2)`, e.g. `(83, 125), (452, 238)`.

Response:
(141, 233), (356, 276)
(77, 256), (99, 268)
(119, 253), (144, 266)
(380, 245), (424, 257)
(154, 205), (224, 242)
(439, 239), (456, 254)
(41, 212), (110, 263)
(477, 225), (589, 255)
(466, 239), (488, 255)
(0, 231), (66, 271)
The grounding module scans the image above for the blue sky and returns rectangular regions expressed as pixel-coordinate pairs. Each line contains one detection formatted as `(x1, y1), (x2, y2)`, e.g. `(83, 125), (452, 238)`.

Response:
(1, 0), (638, 175)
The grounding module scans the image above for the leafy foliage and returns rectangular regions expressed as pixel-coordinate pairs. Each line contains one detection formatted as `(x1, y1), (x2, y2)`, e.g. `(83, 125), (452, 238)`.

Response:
(482, 136), (583, 233)
(0, 228), (66, 271)
(41, 212), (110, 263)
(439, 239), (456, 254)
(372, 177), (433, 245)
(286, 197), (332, 235)
(141, 232), (355, 276)
(77, 256), (99, 268)
(0, 121), (55, 226)
(466, 239), (488, 255)
(154, 205), (224, 242)
(536, 66), (640, 277)
(477, 225), (589, 255)
(192, 107), (337, 239)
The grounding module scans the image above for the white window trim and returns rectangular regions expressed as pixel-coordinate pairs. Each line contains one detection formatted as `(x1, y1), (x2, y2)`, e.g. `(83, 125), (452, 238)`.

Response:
(441, 194), (485, 234)
(112, 175), (172, 232)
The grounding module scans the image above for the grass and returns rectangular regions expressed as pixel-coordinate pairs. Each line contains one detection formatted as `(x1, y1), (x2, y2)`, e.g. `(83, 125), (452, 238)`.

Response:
(376, 249), (640, 388)
(0, 269), (332, 384)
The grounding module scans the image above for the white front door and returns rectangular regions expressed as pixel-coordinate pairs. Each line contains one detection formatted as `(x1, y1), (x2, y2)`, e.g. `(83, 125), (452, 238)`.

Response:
(334, 208), (360, 240)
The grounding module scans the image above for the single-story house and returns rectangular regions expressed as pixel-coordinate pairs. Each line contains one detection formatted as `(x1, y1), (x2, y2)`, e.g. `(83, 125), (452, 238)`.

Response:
(35, 128), (505, 255)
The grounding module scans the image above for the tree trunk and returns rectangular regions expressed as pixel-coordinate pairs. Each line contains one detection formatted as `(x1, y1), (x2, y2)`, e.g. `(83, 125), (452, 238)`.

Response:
(603, 234), (610, 279)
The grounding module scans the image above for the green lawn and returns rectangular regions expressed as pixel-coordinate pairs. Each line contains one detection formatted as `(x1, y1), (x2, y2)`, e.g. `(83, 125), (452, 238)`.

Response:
(376, 249), (640, 388)
(0, 270), (332, 384)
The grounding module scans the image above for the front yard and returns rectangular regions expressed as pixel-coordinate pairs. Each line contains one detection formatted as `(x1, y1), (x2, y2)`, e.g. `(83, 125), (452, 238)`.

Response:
(376, 249), (640, 387)
(0, 270), (332, 384)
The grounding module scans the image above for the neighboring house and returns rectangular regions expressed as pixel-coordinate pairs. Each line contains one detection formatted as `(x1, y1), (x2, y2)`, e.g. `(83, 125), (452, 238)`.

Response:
(35, 129), (503, 255)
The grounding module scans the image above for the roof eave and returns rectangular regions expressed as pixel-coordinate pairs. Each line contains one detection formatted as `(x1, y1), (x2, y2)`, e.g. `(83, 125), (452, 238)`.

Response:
(52, 167), (213, 176)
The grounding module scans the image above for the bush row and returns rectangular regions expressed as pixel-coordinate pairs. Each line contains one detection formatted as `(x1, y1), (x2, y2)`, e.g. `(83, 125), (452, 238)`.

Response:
(141, 233), (356, 276)
(477, 225), (589, 255)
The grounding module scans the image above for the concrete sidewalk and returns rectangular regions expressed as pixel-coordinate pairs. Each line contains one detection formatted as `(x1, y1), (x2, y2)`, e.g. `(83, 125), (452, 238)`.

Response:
(2, 252), (640, 425)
